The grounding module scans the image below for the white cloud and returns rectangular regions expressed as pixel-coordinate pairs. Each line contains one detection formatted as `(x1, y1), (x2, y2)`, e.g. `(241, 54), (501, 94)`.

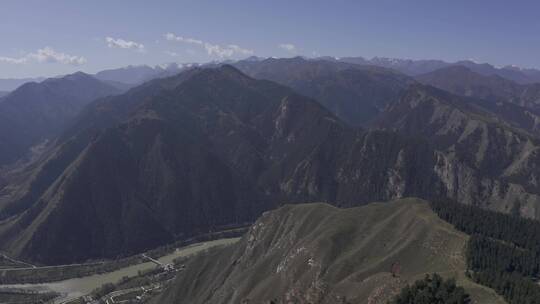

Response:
(226, 44), (253, 56)
(279, 43), (297, 53)
(105, 37), (145, 52)
(165, 33), (203, 45)
(0, 56), (27, 64)
(29, 47), (87, 65)
(164, 33), (253, 58)
(0, 47), (86, 65)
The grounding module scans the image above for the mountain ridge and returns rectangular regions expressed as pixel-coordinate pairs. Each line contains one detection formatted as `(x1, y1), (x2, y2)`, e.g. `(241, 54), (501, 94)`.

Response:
(416, 65), (540, 109)
(0, 72), (121, 167)
(234, 57), (415, 126)
(334, 56), (540, 84)
(375, 84), (540, 219)
(154, 198), (504, 304)
(2, 65), (540, 265)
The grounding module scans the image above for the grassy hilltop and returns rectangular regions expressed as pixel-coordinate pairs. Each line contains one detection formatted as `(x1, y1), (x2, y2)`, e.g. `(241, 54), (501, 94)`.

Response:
(155, 198), (504, 304)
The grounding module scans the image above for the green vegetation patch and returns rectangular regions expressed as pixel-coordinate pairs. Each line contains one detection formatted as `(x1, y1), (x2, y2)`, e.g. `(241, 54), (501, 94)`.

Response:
(389, 273), (471, 304)
(431, 198), (540, 304)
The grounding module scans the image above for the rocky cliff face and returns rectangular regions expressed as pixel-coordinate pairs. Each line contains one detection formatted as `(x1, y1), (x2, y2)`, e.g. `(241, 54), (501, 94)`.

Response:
(375, 85), (540, 219)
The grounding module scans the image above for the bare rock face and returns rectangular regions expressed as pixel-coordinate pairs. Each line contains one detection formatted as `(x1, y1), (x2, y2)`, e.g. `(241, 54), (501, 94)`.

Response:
(375, 84), (540, 219)
(154, 199), (503, 304)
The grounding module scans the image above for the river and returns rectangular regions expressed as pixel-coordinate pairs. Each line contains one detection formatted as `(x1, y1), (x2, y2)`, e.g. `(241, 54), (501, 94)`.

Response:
(1, 237), (239, 303)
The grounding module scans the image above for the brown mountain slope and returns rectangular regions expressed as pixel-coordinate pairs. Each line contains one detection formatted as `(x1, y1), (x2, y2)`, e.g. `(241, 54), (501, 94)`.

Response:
(154, 198), (504, 304)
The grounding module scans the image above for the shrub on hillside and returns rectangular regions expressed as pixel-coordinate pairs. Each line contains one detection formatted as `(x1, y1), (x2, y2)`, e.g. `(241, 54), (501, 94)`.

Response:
(389, 273), (471, 304)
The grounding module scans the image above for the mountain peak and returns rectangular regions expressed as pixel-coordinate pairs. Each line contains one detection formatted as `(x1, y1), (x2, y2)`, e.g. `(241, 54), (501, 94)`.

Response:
(219, 64), (244, 74)
(438, 65), (473, 73)
(243, 55), (265, 62)
(186, 65), (252, 85)
(62, 71), (94, 81)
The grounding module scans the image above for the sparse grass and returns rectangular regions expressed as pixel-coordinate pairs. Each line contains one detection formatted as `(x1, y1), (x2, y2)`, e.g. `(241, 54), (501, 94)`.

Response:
(156, 198), (506, 304)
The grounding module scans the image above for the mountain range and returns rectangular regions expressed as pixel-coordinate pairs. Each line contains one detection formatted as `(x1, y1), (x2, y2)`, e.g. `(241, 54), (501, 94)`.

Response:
(416, 65), (540, 109)
(93, 63), (196, 85)
(0, 63), (195, 92)
(1, 56), (540, 267)
(3, 54), (540, 92)
(414, 65), (540, 137)
(0, 66), (440, 264)
(330, 56), (540, 84)
(234, 57), (414, 125)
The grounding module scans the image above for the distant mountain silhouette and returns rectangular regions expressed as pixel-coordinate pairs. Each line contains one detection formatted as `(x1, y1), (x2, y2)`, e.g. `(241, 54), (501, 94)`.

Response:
(94, 63), (198, 85)
(234, 57), (414, 125)
(0, 72), (120, 167)
(416, 65), (540, 109)
(332, 56), (540, 84)
(0, 77), (46, 91)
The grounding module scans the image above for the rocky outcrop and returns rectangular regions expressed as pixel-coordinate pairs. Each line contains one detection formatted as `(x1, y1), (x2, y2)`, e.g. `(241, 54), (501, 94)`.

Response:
(376, 85), (540, 219)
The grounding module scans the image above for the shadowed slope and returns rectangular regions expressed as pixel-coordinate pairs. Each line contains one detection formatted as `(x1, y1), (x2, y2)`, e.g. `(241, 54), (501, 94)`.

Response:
(0, 72), (120, 166)
(234, 57), (414, 126)
(416, 66), (540, 110)
(0, 66), (440, 264)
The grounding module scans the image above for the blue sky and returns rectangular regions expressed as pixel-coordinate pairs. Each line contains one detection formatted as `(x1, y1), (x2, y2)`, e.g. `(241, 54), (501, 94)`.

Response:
(0, 0), (539, 78)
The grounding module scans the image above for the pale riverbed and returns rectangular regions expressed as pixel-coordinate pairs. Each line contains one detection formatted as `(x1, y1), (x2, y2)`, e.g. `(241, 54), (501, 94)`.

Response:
(1, 237), (239, 302)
